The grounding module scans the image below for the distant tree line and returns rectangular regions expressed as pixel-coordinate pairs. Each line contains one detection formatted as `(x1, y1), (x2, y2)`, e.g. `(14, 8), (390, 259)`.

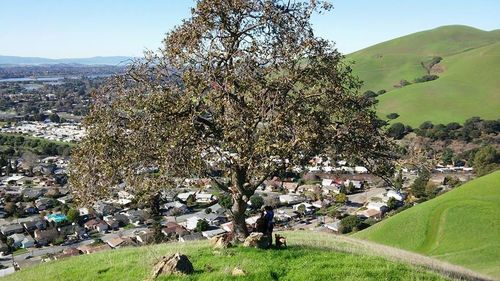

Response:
(387, 117), (500, 141)
(0, 133), (72, 156)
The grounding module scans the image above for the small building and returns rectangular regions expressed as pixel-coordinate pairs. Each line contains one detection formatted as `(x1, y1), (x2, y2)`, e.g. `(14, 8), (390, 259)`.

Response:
(178, 232), (204, 242)
(282, 182), (298, 194)
(21, 236), (36, 248)
(0, 224), (24, 236)
(34, 228), (59, 245)
(201, 228), (227, 239)
(279, 194), (304, 205)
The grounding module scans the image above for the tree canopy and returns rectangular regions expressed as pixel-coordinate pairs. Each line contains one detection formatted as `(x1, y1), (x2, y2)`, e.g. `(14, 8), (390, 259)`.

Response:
(70, 0), (395, 238)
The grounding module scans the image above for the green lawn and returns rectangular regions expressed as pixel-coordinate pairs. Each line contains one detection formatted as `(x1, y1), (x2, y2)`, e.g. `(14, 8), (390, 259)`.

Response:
(347, 25), (500, 126)
(5, 232), (453, 281)
(354, 171), (500, 278)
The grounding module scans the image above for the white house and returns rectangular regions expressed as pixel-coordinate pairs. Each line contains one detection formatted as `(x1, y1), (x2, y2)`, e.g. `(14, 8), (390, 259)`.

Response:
(366, 202), (388, 212)
(386, 190), (404, 201)
(279, 194), (304, 205)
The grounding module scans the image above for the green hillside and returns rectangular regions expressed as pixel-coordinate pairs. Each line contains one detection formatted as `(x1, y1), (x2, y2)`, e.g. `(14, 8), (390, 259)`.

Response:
(354, 171), (500, 279)
(6, 231), (485, 281)
(348, 25), (500, 126)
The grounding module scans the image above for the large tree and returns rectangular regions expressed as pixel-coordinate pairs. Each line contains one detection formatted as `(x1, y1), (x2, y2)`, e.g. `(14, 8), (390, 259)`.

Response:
(70, 0), (395, 238)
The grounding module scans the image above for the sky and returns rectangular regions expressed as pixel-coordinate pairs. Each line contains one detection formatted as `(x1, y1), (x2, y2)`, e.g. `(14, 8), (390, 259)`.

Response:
(0, 0), (499, 58)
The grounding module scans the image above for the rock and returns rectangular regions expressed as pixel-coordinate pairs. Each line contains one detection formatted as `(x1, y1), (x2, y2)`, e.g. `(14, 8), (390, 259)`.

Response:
(151, 253), (193, 279)
(243, 232), (270, 249)
(232, 267), (246, 276)
(211, 234), (232, 249)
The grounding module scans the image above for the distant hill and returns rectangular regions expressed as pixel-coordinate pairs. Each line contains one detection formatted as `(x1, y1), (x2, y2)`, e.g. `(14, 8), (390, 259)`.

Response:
(5, 231), (491, 281)
(0, 55), (135, 66)
(354, 171), (500, 279)
(348, 25), (500, 126)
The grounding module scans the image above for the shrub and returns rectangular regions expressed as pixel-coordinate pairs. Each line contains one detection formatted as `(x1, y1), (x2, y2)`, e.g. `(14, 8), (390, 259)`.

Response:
(386, 113), (399, 120)
(195, 219), (209, 232)
(387, 122), (406, 139)
(414, 74), (439, 83)
(340, 215), (362, 234)
(250, 195), (264, 209)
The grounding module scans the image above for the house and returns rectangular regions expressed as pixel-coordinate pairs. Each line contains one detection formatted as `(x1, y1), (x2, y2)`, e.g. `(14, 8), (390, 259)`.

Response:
(34, 228), (59, 245)
(282, 182), (298, 194)
(94, 202), (117, 216)
(279, 194), (304, 205)
(161, 222), (188, 238)
(195, 192), (217, 204)
(21, 236), (36, 248)
(23, 218), (47, 231)
(8, 233), (26, 248)
(162, 201), (189, 216)
(84, 218), (109, 233)
(186, 213), (227, 230)
(321, 184), (341, 195)
(354, 166), (368, 173)
(136, 229), (154, 244)
(57, 195), (73, 204)
(112, 213), (130, 226)
(201, 228), (226, 239)
(325, 220), (341, 232)
(124, 209), (149, 226)
(22, 202), (38, 214)
(178, 232), (204, 242)
(357, 208), (382, 220)
(103, 217), (120, 230)
(23, 188), (44, 200)
(106, 237), (125, 248)
(292, 202), (315, 214)
(312, 199), (331, 209)
(35, 197), (54, 211)
(344, 179), (363, 189)
(366, 202), (388, 213)
(3, 175), (25, 186)
(386, 190), (404, 201)
(296, 184), (320, 194)
(0, 224), (24, 236)
(176, 192), (196, 203)
(58, 224), (85, 238)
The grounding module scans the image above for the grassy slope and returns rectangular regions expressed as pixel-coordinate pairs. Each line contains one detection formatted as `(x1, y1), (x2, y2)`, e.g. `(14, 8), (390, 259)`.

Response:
(354, 171), (500, 278)
(4, 231), (462, 281)
(348, 25), (500, 126)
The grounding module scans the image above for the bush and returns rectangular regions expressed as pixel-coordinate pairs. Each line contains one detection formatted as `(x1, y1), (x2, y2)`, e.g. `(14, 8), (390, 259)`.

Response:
(340, 215), (362, 234)
(195, 219), (209, 232)
(387, 122), (406, 139)
(250, 195), (264, 209)
(473, 146), (500, 176)
(386, 113), (399, 120)
(414, 74), (439, 83)
(377, 89), (386, 95)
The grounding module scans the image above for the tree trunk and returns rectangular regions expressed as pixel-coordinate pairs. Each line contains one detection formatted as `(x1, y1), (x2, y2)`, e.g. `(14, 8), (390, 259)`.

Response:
(231, 193), (249, 240)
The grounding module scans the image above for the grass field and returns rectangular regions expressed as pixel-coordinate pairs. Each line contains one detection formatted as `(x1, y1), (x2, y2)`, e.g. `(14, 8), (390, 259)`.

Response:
(354, 171), (500, 279)
(6, 230), (490, 281)
(347, 25), (500, 126)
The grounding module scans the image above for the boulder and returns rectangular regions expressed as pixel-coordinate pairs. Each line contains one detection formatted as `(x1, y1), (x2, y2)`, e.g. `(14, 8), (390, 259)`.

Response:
(232, 267), (246, 276)
(243, 232), (270, 249)
(210, 234), (232, 249)
(151, 253), (193, 278)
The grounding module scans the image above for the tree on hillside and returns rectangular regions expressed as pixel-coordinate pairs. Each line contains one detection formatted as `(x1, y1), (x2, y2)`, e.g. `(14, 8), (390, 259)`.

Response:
(70, 0), (395, 239)
(473, 145), (499, 176)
